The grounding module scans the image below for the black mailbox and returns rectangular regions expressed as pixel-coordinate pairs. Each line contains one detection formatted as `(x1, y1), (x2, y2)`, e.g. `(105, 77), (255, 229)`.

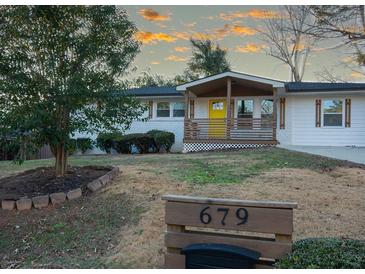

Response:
(181, 243), (261, 269)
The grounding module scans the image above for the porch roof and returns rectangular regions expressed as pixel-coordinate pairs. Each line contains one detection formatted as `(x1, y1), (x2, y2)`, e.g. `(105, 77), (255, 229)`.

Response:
(176, 71), (285, 92)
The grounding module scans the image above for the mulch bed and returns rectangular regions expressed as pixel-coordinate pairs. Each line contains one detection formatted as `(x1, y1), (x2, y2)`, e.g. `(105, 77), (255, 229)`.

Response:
(0, 166), (112, 200)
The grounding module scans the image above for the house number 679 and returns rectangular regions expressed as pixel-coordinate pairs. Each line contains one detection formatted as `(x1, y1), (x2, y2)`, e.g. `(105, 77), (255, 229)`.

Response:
(199, 206), (248, 226)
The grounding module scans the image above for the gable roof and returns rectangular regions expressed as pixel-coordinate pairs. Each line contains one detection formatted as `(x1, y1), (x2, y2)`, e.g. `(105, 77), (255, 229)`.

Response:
(176, 71), (285, 91)
(124, 86), (182, 97)
(286, 82), (365, 92)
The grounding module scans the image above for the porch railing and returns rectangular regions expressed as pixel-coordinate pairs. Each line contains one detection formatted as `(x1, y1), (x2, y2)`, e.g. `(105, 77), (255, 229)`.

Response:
(184, 118), (275, 141)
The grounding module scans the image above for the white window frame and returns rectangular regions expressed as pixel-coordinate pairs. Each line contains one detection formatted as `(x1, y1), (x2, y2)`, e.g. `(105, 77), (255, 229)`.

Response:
(235, 98), (254, 118)
(321, 98), (345, 128)
(154, 101), (185, 120)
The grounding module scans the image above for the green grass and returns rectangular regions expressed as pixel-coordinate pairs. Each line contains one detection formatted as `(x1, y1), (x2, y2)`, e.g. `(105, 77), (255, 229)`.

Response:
(0, 192), (143, 268)
(0, 148), (352, 184)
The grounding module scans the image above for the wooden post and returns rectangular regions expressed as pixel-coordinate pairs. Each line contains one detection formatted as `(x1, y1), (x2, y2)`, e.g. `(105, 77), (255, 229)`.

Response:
(272, 88), (277, 142)
(226, 78), (232, 139)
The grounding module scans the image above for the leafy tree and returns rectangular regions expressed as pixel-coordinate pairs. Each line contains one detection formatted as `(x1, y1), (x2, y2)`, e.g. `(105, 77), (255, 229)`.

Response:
(0, 6), (145, 176)
(186, 39), (231, 79)
(129, 70), (176, 88)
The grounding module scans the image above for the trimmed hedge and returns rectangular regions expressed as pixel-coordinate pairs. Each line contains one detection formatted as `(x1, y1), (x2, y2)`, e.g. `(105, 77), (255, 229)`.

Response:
(96, 132), (122, 153)
(147, 130), (175, 152)
(114, 133), (155, 154)
(275, 238), (365, 269)
(96, 130), (175, 154)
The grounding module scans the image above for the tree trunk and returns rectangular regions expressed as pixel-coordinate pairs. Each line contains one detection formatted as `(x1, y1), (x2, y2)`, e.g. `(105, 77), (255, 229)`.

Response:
(52, 143), (67, 177)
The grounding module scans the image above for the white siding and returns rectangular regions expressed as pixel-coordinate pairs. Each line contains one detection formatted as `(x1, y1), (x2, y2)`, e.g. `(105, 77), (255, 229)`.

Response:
(75, 97), (185, 154)
(278, 94), (365, 147)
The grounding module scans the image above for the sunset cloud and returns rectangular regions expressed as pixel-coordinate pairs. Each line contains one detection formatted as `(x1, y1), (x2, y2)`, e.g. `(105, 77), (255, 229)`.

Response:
(174, 46), (190, 52)
(184, 22), (197, 28)
(219, 9), (280, 21)
(135, 31), (177, 44)
(165, 55), (188, 62)
(230, 25), (257, 36)
(150, 61), (160, 65)
(350, 71), (365, 78)
(235, 43), (266, 53)
(138, 8), (170, 21)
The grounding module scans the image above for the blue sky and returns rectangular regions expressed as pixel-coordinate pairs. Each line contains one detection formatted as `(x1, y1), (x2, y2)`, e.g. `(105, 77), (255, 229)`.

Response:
(123, 6), (364, 82)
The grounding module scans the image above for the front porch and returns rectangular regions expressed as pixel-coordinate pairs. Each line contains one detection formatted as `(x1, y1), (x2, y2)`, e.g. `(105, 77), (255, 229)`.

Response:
(178, 72), (284, 152)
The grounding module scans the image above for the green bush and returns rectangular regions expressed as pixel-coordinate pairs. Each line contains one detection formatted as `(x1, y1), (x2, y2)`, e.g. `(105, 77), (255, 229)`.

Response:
(115, 133), (155, 154)
(147, 130), (175, 152)
(96, 132), (122, 153)
(275, 238), (365, 269)
(76, 138), (94, 154)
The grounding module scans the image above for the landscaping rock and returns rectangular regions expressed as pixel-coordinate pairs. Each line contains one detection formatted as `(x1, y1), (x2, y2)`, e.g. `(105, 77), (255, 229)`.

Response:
(32, 195), (49, 209)
(87, 180), (102, 192)
(50, 192), (66, 205)
(99, 174), (111, 185)
(16, 198), (32, 211)
(67, 188), (82, 200)
(1, 200), (15, 210)
(111, 167), (120, 177)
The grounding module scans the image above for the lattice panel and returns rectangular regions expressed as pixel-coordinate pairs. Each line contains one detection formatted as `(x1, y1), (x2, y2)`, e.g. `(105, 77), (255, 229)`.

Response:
(183, 142), (274, 153)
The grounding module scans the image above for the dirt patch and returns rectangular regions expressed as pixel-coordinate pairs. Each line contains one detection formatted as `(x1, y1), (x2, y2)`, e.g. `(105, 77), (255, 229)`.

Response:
(0, 166), (112, 200)
(104, 164), (365, 268)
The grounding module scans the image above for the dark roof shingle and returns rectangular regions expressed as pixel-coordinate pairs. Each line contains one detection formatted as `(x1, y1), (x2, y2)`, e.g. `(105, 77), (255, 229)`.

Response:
(124, 87), (183, 97)
(286, 82), (365, 92)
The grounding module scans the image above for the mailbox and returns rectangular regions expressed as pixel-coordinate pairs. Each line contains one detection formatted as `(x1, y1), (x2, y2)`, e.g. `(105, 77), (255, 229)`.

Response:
(181, 243), (261, 269)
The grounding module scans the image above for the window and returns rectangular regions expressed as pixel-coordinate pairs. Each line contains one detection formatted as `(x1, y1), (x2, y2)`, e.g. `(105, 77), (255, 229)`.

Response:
(173, 102), (185, 117)
(261, 99), (273, 119)
(156, 102), (170, 117)
(237, 100), (253, 118)
(212, 102), (224, 110)
(323, 99), (343, 127)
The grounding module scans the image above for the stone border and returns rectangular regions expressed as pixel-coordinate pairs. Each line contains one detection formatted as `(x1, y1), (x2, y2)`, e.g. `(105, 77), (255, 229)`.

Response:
(0, 166), (120, 211)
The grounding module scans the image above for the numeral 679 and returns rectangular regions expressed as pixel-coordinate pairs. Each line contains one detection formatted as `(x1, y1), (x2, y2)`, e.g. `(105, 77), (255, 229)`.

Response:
(199, 206), (248, 226)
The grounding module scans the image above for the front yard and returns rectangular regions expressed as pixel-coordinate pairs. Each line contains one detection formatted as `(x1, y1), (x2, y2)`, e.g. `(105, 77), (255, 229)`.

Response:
(0, 148), (364, 268)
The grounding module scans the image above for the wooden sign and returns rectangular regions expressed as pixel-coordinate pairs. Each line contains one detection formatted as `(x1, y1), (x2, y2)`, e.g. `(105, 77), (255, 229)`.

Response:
(162, 195), (298, 269)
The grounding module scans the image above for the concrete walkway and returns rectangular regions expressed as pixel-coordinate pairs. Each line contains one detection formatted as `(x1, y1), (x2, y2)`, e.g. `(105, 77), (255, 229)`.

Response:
(278, 144), (365, 165)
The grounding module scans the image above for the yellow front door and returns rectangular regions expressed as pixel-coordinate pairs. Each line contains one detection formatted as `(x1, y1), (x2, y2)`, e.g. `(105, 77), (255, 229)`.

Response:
(208, 99), (226, 138)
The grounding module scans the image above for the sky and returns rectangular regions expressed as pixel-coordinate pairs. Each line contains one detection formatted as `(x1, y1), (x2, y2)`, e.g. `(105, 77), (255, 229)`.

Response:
(123, 5), (365, 82)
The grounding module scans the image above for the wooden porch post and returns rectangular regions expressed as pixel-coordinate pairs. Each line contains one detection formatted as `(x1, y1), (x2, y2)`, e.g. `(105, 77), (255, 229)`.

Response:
(272, 88), (277, 142)
(226, 78), (232, 139)
(184, 90), (189, 139)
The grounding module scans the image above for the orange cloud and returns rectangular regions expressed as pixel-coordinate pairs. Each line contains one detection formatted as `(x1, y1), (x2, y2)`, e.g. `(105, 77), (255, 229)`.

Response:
(171, 31), (190, 40)
(351, 71), (365, 78)
(165, 55), (188, 62)
(135, 31), (177, 44)
(150, 61), (160, 65)
(174, 46), (190, 52)
(138, 8), (170, 21)
(235, 43), (266, 53)
(220, 9), (280, 21)
(230, 25), (257, 36)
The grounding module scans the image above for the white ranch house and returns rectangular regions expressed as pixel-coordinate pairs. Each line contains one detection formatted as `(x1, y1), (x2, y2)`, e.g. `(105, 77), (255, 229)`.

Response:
(78, 71), (365, 153)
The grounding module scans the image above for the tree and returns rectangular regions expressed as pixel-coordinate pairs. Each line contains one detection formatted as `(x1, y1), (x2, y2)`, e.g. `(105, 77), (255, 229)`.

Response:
(129, 70), (176, 88)
(259, 6), (316, 82)
(0, 6), (145, 176)
(186, 39), (231, 79)
(309, 6), (365, 74)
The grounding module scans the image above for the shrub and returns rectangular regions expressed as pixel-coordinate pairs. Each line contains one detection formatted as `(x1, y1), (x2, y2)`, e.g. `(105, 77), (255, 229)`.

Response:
(147, 130), (175, 152)
(96, 132), (122, 153)
(115, 133), (155, 154)
(76, 138), (94, 154)
(275, 238), (365, 269)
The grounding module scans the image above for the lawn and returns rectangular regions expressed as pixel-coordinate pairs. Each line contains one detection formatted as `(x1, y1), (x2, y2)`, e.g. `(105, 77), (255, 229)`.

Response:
(0, 147), (364, 268)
